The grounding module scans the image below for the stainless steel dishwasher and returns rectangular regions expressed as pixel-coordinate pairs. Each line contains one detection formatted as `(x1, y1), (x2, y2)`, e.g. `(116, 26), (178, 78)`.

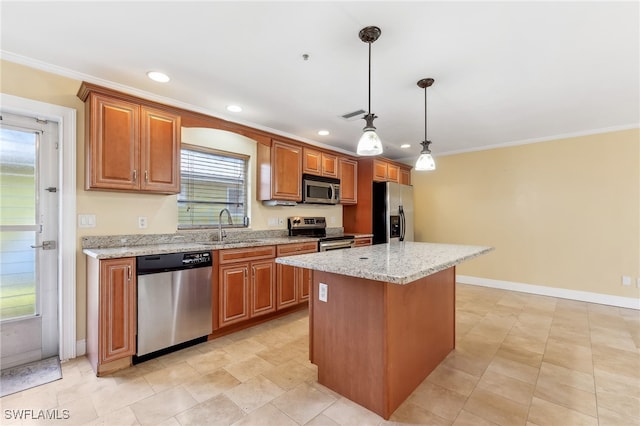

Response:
(136, 251), (213, 359)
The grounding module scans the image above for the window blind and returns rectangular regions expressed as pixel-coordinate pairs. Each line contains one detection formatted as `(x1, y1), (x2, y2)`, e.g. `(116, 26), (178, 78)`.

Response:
(178, 146), (248, 228)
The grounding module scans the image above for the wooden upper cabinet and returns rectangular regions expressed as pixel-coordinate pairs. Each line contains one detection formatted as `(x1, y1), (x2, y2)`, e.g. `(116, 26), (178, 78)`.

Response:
(79, 82), (181, 194)
(373, 160), (388, 181)
(373, 159), (402, 183)
(339, 157), (358, 205)
(399, 168), (411, 185)
(303, 147), (338, 178)
(271, 140), (302, 201)
(140, 106), (181, 193)
(88, 94), (140, 190)
(303, 148), (322, 175)
(387, 164), (400, 183)
(322, 152), (338, 178)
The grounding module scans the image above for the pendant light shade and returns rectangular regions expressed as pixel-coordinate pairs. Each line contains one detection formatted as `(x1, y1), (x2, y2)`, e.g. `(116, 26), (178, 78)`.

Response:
(415, 78), (436, 171)
(357, 113), (383, 155)
(356, 26), (383, 156)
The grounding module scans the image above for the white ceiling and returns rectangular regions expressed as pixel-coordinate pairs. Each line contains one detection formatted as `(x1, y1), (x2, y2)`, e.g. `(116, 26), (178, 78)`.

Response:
(1, 1), (638, 162)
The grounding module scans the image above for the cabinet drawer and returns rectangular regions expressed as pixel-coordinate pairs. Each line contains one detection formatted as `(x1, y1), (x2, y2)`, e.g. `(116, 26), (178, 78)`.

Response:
(219, 246), (276, 264)
(277, 242), (318, 256)
(354, 237), (372, 247)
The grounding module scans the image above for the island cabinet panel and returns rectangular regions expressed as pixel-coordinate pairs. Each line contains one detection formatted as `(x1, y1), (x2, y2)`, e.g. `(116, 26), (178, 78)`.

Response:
(87, 256), (136, 376)
(310, 267), (455, 419)
(218, 246), (276, 328)
(276, 242), (317, 309)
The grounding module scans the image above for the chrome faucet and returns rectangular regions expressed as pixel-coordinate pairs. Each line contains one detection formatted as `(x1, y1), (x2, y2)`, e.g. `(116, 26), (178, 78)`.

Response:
(218, 208), (233, 242)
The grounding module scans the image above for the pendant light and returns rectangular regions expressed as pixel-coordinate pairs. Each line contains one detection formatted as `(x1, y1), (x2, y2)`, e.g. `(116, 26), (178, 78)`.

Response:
(415, 78), (436, 171)
(356, 26), (383, 156)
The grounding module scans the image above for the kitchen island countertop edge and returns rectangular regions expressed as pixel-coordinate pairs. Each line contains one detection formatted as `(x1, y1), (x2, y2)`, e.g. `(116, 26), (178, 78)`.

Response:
(275, 241), (493, 284)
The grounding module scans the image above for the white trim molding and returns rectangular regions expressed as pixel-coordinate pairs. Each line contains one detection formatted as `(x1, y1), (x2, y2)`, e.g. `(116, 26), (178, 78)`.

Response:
(457, 275), (640, 310)
(0, 93), (77, 361)
(76, 339), (86, 357)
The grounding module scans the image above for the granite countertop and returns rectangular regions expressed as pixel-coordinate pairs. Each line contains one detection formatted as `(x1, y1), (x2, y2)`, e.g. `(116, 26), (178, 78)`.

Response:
(275, 242), (493, 285)
(83, 237), (317, 259)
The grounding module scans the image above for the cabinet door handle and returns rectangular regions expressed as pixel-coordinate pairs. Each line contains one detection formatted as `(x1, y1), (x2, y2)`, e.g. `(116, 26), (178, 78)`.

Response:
(144, 170), (148, 183)
(127, 266), (132, 281)
(132, 170), (137, 182)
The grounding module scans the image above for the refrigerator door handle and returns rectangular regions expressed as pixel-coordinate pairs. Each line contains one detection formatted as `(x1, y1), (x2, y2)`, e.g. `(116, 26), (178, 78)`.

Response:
(399, 206), (405, 241)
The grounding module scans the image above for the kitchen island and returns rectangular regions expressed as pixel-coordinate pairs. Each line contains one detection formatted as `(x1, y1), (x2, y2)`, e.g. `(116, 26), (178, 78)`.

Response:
(275, 242), (492, 419)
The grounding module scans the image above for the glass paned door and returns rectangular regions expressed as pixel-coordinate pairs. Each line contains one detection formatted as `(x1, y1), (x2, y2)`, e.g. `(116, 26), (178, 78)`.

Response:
(0, 112), (59, 368)
(0, 128), (37, 320)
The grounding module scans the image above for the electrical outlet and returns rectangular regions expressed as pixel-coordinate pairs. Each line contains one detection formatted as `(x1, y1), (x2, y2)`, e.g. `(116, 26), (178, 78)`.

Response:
(622, 275), (631, 286)
(268, 217), (278, 227)
(278, 217), (284, 226)
(138, 216), (148, 229)
(319, 283), (328, 302)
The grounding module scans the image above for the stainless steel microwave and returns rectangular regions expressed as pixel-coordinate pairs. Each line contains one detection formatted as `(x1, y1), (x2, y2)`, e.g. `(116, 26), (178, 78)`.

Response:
(302, 174), (340, 204)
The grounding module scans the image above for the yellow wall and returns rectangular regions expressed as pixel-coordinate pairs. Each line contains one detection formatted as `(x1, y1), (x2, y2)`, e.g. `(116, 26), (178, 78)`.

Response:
(1, 60), (341, 342)
(3, 58), (638, 343)
(412, 129), (640, 300)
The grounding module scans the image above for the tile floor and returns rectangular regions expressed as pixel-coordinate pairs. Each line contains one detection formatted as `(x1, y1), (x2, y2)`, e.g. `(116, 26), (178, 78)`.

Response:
(1, 284), (639, 425)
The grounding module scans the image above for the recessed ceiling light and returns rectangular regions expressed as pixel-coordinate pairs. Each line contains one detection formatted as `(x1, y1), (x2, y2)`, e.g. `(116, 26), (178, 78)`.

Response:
(318, 130), (330, 136)
(146, 71), (170, 83)
(400, 144), (411, 149)
(226, 105), (243, 113)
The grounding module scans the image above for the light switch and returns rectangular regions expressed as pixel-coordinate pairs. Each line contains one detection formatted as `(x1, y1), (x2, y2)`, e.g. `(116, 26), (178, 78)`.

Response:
(78, 214), (96, 228)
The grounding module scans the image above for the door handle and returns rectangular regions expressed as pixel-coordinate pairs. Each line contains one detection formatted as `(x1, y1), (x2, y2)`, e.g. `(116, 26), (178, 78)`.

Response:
(31, 240), (57, 250)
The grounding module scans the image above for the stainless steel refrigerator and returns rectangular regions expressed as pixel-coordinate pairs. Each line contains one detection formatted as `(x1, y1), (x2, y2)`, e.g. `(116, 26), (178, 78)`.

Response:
(372, 181), (414, 244)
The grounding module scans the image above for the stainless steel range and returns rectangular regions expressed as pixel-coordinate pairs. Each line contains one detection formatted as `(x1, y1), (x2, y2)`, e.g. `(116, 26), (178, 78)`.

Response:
(288, 216), (355, 251)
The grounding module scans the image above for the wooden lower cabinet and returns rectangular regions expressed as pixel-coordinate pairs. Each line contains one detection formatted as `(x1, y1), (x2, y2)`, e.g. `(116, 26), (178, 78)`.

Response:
(219, 263), (250, 325)
(86, 257), (136, 375)
(276, 242), (318, 309)
(218, 246), (276, 328)
(251, 260), (276, 316)
(354, 236), (373, 247)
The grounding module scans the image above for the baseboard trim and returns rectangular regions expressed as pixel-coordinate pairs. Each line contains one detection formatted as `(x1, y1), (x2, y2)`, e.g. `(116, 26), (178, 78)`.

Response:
(456, 275), (640, 310)
(76, 340), (86, 357)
